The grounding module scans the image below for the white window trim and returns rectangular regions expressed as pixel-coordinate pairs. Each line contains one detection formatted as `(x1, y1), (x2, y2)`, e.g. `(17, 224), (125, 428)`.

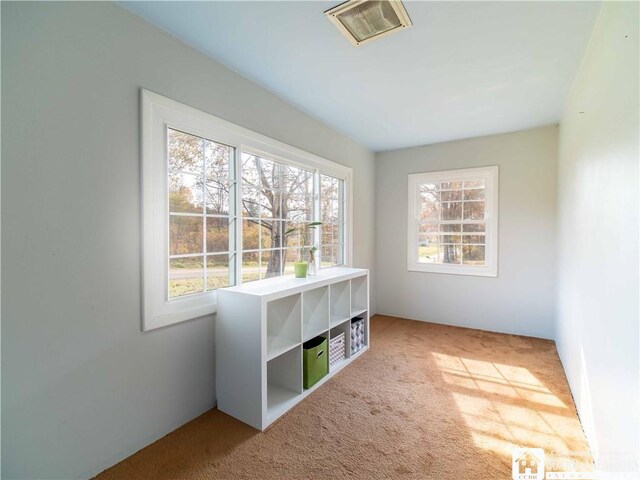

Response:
(141, 89), (353, 331)
(407, 166), (499, 277)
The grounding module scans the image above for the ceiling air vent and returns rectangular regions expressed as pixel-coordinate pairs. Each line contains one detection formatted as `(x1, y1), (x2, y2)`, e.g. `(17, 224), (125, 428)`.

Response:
(325, 0), (412, 47)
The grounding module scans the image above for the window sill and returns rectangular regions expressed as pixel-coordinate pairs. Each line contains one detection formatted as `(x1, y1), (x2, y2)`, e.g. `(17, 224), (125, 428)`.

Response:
(143, 291), (218, 332)
(407, 263), (497, 277)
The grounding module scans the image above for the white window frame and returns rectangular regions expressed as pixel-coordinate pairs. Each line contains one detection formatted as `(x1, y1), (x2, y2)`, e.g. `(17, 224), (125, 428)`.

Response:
(407, 166), (499, 277)
(142, 89), (353, 331)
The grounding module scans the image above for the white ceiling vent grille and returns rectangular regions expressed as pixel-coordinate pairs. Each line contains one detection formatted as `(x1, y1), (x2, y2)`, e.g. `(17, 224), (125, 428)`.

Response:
(325, 0), (413, 47)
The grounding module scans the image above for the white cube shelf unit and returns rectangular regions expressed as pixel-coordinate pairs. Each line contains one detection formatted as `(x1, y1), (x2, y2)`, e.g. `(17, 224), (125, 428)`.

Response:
(216, 267), (369, 430)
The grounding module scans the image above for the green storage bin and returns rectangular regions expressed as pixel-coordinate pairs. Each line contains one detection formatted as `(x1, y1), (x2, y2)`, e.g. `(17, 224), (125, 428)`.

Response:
(303, 336), (328, 389)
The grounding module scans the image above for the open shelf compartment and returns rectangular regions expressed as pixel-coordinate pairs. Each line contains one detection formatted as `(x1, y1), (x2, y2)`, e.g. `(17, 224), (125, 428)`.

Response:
(267, 346), (302, 422)
(267, 294), (302, 360)
(302, 286), (329, 342)
(351, 275), (368, 316)
(330, 280), (351, 328)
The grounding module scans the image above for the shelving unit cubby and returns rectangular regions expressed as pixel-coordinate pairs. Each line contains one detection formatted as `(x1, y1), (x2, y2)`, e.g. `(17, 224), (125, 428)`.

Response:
(330, 280), (351, 328)
(302, 286), (329, 342)
(217, 267), (369, 430)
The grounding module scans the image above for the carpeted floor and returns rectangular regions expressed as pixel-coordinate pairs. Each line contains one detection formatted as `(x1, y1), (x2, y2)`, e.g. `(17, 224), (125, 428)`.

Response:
(96, 315), (592, 479)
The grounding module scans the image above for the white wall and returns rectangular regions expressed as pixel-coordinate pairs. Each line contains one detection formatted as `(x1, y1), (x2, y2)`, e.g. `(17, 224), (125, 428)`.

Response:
(1, 3), (375, 478)
(375, 125), (558, 339)
(556, 2), (639, 476)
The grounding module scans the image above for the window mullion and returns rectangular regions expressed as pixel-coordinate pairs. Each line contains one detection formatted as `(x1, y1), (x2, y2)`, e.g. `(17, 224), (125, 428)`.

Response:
(201, 139), (207, 293)
(313, 170), (321, 268)
(234, 146), (243, 285)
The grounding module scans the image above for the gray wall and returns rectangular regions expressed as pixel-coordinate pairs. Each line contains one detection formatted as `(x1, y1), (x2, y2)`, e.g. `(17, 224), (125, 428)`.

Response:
(1, 2), (375, 478)
(375, 125), (558, 339)
(556, 1), (639, 473)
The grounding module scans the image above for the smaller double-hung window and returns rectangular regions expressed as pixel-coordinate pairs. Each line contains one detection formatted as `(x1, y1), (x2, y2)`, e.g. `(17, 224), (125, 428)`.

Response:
(407, 166), (499, 277)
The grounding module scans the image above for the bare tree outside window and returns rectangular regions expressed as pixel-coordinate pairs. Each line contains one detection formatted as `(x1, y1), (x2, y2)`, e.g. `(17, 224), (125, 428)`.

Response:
(241, 154), (314, 281)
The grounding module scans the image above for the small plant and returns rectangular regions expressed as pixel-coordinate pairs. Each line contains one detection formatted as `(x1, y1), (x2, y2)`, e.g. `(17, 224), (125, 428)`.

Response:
(284, 221), (322, 277)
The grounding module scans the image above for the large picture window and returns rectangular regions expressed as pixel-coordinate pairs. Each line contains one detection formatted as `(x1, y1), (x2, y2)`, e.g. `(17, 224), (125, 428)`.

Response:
(142, 90), (352, 330)
(407, 166), (498, 277)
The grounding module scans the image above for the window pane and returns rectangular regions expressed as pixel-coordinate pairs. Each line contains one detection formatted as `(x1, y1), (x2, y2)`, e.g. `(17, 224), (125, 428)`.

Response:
(261, 220), (282, 249)
(420, 200), (440, 221)
(241, 187), (261, 219)
(440, 244), (461, 264)
(462, 245), (485, 265)
(463, 188), (485, 201)
(322, 199), (339, 223)
(169, 215), (203, 255)
(321, 174), (339, 199)
(260, 158), (281, 191)
(260, 189), (280, 219)
(283, 165), (313, 197)
(204, 140), (231, 179)
(418, 235), (438, 263)
(206, 217), (230, 253)
(206, 254), (230, 290)
(242, 251), (260, 283)
(205, 179), (232, 215)
(418, 243), (438, 263)
(462, 234), (485, 244)
(169, 257), (204, 298)
(420, 184), (438, 200)
(421, 183), (438, 193)
(419, 223), (439, 234)
(169, 172), (203, 214)
(285, 194), (313, 222)
(283, 248), (302, 275)
(419, 234), (438, 245)
(241, 154), (261, 190)
(440, 181), (463, 190)
(463, 201), (485, 220)
(321, 223), (339, 246)
(441, 202), (462, 221)
(441, 190), (462, 201)
(440, 224), (462, 233)
(168, 128), (203, 175)
(242, 220), (259, 250)
(463, 223), (485, 232)
(321, 245), (336, 267)
(440, 235), (461, 244)
(261, 249), (282, 279)
(464, 179), (485, 189)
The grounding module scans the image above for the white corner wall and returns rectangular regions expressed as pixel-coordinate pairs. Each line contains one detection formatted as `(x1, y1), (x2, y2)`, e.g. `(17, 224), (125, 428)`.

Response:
(556, 1), (639, 476)
(375, 125), (558, 339)
(1, 2), (375, 478)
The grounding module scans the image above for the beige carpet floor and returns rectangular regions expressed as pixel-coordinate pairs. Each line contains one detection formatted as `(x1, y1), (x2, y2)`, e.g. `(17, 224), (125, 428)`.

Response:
(96, 315), (592, 479)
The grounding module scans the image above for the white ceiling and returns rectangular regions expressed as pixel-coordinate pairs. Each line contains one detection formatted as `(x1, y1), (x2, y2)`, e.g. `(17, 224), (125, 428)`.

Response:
(121, 1), (601, 151)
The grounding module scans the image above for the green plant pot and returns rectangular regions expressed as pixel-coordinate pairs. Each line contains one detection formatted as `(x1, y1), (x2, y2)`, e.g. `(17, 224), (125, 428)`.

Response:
(294, 262), (308, 278)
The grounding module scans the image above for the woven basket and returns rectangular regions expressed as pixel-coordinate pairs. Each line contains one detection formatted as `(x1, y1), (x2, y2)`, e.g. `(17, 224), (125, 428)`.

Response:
(351, 317), (365, 354)
(329, 331), (346, 367)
